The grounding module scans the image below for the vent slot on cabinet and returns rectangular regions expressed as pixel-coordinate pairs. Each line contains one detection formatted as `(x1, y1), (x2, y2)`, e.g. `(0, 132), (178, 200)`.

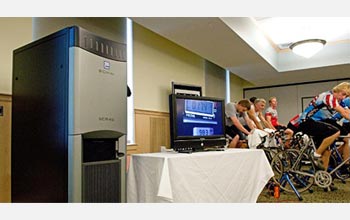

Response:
(82, 160), (121, 203)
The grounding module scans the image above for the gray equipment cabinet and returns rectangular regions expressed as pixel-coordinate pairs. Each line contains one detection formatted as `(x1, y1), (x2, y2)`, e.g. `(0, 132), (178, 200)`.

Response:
(12, 26), (127, 203)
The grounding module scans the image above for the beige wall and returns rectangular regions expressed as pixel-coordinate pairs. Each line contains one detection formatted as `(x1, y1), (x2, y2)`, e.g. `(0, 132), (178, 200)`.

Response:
(0, 17), (250, 202)
(133, 23), (205, 112)
(1, 17), (247, 111)
(0, 18), (32, 94)
(33, 17), (126, 43)
(0, 18), (248, 157)
(0, 17), (126, 94)
(205, 60), (226, 99)
(229, 72), (251, 102)
(203, 60), (251, 103)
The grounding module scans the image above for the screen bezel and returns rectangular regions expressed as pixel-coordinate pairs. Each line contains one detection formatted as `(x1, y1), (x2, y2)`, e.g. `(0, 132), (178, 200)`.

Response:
(169, 94), (226, 149)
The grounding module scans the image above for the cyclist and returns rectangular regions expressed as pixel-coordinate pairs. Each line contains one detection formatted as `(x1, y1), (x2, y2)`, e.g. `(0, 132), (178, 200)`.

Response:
(225, 99), (254, 148)
(265, 96), (294, 147)
(298, 82), (350, 171)
(247, 98), (275, 130)
(320, 96), (350, 168)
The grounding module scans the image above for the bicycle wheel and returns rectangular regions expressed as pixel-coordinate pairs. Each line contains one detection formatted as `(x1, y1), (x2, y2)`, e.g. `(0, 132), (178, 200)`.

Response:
(271, 149), (315, 193)
(270, 150), (292, 189)
(329, 154), (350, 181)
(263, 147), (280, 164)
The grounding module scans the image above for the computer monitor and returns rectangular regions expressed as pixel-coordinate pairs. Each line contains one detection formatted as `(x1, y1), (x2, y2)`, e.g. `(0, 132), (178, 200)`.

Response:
(169, 94), (226, 152)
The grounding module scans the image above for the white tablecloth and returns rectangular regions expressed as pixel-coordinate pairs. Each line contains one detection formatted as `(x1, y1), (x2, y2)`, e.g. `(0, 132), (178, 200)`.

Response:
(127, 148), (273, 203)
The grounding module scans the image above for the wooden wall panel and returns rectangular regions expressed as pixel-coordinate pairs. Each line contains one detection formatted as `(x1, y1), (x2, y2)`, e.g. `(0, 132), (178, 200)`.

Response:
(134, 109), (170, 154)
(0, 94), (11, 202)
(150, 117), (169, 152)
(134, 112), (150, 153)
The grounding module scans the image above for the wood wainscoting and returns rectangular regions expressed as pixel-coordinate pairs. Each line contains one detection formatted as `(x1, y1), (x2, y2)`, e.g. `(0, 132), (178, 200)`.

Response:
(133, 109), (170, 154)
(0, 94), (11, 202)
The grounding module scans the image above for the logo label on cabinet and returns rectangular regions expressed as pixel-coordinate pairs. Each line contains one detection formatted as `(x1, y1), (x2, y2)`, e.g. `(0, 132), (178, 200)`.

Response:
(99, 60), (114, 75)
(103, 61), (110, 70)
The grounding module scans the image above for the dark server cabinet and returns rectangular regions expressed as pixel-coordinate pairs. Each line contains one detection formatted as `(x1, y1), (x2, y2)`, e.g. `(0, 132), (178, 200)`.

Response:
(12, 26), (127, 202)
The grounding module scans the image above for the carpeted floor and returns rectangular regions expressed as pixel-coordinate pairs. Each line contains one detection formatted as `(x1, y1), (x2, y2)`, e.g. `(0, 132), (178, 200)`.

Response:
(257, 178), (350, 203)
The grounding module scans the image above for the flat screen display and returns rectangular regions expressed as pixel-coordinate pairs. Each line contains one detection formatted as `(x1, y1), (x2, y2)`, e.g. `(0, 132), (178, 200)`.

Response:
(175, 96), (224, 138)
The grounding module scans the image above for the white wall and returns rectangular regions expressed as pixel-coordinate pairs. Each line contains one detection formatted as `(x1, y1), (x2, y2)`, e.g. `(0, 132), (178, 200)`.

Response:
(0, 18), (32, 94)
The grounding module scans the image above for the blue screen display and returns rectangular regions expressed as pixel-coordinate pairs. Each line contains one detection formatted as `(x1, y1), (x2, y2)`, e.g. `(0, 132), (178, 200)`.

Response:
(176, 97), (224, 137)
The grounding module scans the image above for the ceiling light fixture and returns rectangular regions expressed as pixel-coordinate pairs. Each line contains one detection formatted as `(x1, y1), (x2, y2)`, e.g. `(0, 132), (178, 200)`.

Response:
(289, 39), (326, 58)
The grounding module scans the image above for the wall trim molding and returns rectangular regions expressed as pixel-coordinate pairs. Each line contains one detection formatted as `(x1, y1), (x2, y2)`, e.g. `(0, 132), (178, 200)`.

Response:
(0, 94), (12, 102)
(243, 77), (350, 92)
(135, 108), (169, 117)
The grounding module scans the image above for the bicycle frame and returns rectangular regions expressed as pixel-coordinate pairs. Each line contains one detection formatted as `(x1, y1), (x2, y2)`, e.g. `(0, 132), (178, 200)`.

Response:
(328, 136), (350, 178)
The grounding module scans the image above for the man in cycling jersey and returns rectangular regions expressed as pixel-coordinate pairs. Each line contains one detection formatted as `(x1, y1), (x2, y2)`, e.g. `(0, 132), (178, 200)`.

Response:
(298, 82), (350, 170)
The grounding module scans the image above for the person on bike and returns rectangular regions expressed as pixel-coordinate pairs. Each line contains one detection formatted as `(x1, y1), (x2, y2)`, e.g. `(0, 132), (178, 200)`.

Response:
(225, 99), (254, 148)
(247, 98), (275, 130)
(340, 97), (350, 135)
(298, 82), (350, 171)
(265, 96), (294, 147)
(319, 96), (350, 170)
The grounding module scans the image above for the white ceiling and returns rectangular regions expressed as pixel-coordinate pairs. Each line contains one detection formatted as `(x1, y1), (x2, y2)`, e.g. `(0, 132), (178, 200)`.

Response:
(254, 17), (350, 49)
(131, 17), (350, 87)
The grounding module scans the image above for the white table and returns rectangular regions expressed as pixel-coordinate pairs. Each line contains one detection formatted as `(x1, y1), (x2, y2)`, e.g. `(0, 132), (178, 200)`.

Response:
(127, 148), (273, 203)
